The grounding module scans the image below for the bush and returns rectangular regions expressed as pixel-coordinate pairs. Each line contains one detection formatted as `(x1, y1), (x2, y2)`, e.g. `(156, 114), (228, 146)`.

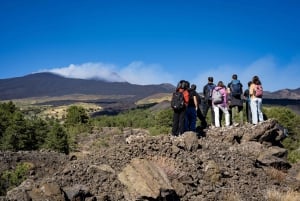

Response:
(0, 162), (32, 195)
(92, 108), (173, 135)
(65, 105), (89, 125)
(264, 106), (300, 163)
(44, 122), (69, 154)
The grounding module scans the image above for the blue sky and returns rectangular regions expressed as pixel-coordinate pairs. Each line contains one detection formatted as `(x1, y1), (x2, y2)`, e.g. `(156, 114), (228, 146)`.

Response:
(0, 0), (300, 92)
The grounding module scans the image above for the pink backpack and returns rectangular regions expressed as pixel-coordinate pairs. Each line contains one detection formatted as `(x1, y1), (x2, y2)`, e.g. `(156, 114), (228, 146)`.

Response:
(254, 85), (263, 97)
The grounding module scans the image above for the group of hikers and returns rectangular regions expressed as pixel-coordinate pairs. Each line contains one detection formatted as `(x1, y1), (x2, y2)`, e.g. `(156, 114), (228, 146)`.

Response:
(171, 74), (264, 136)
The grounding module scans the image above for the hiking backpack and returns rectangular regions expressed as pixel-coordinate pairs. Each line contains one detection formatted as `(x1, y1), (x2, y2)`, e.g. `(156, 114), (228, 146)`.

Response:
(212, 88), (223, 104)
(205, 84), (215, 100)
(230, 81), (242, 96)
(254, 84), (263, 97)
(171, 91), (185, 110)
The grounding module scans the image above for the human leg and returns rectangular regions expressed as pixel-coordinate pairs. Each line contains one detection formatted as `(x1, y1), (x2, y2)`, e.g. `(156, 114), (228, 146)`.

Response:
(246, 102), (251, 123)
(219, 106), (230, 127)
(257, 98), (264, 122)
(250, 99), (258, 124)
(238, 106), (243, 125)
(184, 107), (191, 131)
(231, 106), (237, 124)
(178, 109), (186, 135)
(209, 104), (215, 126)
(213, 105), (220, 127)
(190, 108), (197, 131)
(172, 111), (180, 136)
(202, 102), (209, 119)
(197, 108), (207, 128)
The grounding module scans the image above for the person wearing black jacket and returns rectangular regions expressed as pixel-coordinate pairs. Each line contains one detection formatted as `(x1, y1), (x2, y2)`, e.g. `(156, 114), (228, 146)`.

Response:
(202, 77), (216, 127)
(171, 80), (190, 136)
(189, 84), (207, 130)
(185, 84), (198, 132)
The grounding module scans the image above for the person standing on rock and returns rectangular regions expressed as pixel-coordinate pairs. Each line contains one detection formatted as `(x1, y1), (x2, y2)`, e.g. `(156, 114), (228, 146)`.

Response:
(171, 80), (190, 136)
(185, 84), (207, 132)
(212, 81), (230, 128)
(184, 84), (198, 132)
(249, 75), (264, 125)
(202, 77), (216, 128)
(243, 81), (252, 123)
(227, 74), (243, 126)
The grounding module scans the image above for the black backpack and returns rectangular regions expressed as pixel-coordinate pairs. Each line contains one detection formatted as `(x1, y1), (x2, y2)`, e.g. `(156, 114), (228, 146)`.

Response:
(171, 91), (185, 110)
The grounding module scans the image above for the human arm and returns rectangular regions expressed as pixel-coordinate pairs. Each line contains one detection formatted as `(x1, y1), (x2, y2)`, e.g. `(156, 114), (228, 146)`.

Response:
(193, 95), (198, 110)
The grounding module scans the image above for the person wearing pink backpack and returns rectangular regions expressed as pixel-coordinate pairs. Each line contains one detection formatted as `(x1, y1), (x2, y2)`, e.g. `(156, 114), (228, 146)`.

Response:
(249, 75), (264, 125)
(212, 81), (230, 128)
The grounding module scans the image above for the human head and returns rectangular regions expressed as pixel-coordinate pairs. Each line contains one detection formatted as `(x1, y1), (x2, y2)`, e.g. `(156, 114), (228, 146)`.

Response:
(191, 84), (196, 90)
(252, 76), (261, 85)
(178, 80), (189, 89)
(217, 81), (225, 87)
(232, 74), (238, 80)
(248, 81), (252, 87)
(176, 80), (185, 90)
(208, 76), (213, 83)
(184, 80), (190, 89)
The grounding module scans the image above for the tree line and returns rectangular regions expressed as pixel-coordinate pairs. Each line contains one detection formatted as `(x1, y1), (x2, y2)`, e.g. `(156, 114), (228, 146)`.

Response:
(0, 101), (299, 162)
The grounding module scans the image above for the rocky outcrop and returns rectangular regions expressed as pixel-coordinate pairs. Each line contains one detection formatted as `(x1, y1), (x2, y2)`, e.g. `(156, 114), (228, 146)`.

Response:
(118, 158), (178, 200)
(1, 119), (299, 201)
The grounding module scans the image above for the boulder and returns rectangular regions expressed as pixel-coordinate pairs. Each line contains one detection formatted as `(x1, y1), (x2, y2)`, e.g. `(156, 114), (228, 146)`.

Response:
(257, 146), (291, 169)
(118, 158), (178, 200)
(182, 131), (199, 151)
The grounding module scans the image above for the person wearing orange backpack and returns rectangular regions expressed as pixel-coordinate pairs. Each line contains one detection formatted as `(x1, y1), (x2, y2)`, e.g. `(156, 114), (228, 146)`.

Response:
(249, 75), (264, 125)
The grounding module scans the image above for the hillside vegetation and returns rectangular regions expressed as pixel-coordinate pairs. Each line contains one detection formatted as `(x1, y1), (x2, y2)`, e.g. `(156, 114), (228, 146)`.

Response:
(1, 101), (300, 199)
(1, 101), (300, 161)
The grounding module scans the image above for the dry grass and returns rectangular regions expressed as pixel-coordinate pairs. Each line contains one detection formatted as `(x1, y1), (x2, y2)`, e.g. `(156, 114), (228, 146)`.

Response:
(40, 102), (101, 119)
(136, 93), (171, 105)
(222, 191), (241, 201)
(149, 156), (185, 180)
(266, 189), (300, 201)
(265, 167), (287, 182)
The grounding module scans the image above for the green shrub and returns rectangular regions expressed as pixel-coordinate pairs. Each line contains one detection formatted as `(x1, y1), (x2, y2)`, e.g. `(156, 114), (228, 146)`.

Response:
(264, 106), (300, 163)
(0, 162), (31, 195)
(44, 122), (69, 154)
(287, 149), (300, 164)
(65, 105), (89, 125)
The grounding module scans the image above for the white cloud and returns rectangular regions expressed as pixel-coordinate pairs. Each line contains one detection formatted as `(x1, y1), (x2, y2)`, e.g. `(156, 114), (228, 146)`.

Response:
(39, 61), (175, 85)
(119, 61), (175, 85)
(40, 62), (125, 82)
(240, 56), (300, 91)
(192, 55), (300, 92)
(38, 56), (299, 91)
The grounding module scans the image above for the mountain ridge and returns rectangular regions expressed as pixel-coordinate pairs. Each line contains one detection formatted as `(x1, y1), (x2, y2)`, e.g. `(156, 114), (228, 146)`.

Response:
(1, 72), (299, 101)
(0, 72), (173, 101)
